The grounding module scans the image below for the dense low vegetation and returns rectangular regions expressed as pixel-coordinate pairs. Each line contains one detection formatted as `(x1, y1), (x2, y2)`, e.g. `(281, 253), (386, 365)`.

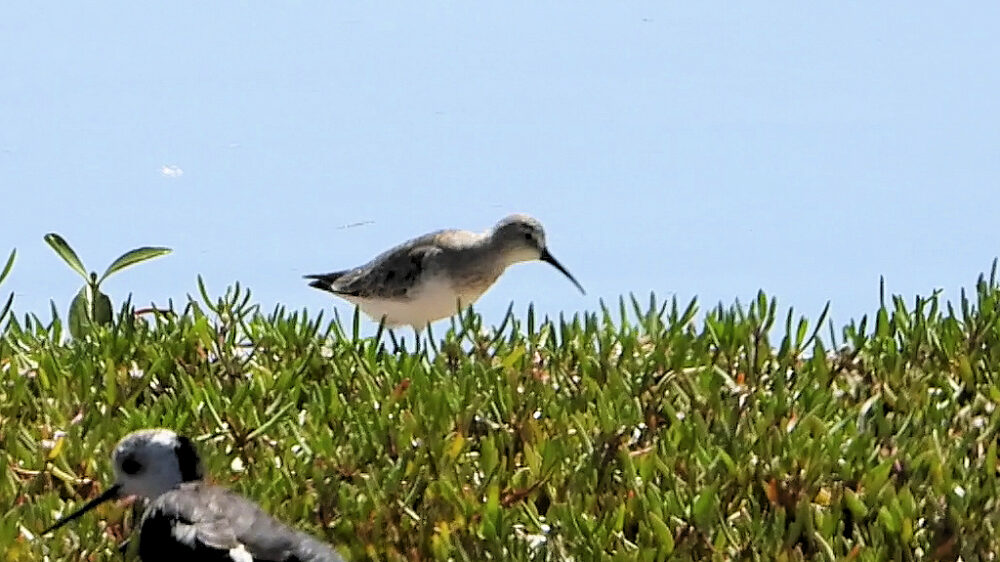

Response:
(3, 265), (1000, 560)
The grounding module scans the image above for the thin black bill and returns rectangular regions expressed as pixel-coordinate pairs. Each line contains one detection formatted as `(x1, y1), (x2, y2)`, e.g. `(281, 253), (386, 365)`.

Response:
(42, 484), (122, 536)
(540, 249), (586, 295)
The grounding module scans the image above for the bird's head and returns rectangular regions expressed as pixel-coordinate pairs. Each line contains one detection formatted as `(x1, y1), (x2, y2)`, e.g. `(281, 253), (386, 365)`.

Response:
(111, 429), (203, 499)
(491, 213), (585, 295)
(41, 429), (203, 537)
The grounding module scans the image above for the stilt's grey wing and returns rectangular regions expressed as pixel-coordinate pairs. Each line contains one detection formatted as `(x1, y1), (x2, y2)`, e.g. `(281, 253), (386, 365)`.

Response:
(142, 484), (343, 562)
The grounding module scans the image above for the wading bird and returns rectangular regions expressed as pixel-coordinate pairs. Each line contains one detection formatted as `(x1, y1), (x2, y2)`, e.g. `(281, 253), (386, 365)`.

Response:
(305, 213), (585, 330)
(42, 429), (343, 562)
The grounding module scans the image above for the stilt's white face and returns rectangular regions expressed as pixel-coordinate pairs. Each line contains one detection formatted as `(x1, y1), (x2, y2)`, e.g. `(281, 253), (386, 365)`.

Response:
(111, 429), (202, 499)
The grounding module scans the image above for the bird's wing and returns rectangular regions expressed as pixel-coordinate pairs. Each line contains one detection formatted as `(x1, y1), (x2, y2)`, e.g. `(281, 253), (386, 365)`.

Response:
(325, 242), (444, 299)
(142, 484), (343, 562)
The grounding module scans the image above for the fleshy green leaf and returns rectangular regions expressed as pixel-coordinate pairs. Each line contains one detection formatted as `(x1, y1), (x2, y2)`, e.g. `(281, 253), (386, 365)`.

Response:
(0, 248), (15, 321)
(100, 246), (172, 283)
(68, 285), (114, 338)
(93, 288), (113, 326)
(692, 484), (717, 528)
(0, 292), (12, 322)
(648, 512), (674, 554)
(878, 505), (900, 534)
(68, 286), (90, 339)
(0, 248), (15, 285)
(43, 233), (89, 281)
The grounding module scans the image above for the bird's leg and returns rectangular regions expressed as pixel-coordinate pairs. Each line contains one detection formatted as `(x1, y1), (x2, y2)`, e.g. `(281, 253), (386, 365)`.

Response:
(412, 327), (422, 354)
(373, 317), (389, 358)
(388, 329), (402, 354)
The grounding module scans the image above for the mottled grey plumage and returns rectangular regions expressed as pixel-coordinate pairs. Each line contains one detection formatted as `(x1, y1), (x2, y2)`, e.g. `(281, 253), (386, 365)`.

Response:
(306, 213), (585, 328)
(41, 429), (343, 562)
(139, 482), (339, 561)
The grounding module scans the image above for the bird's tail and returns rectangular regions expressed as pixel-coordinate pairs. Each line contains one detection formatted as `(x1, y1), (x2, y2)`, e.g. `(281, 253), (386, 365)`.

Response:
(304, 272), (345, 293)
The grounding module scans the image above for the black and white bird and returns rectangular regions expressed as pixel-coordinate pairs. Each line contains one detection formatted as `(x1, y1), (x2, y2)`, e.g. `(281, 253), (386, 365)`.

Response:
(42, 429), (344, 562)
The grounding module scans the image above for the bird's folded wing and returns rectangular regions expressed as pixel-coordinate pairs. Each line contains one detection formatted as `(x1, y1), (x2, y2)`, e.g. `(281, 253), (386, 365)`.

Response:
(332, 244), (442, 299)
(147, 484), (343, 561)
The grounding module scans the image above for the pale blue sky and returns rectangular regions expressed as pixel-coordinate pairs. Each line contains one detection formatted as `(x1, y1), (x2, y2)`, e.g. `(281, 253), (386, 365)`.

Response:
(2, 3), (999, 335)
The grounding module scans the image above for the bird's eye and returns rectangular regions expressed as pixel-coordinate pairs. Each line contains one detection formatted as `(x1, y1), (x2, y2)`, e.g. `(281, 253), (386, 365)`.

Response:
(121, 456), (142, 475)
(523, 233), (533, 241)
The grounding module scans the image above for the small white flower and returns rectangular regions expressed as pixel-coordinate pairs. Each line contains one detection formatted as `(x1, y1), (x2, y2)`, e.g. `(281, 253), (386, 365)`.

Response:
(128, 363), (145, 379)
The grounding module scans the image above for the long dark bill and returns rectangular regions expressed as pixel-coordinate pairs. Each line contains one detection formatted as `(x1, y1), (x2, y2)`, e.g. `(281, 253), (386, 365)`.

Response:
(540, 249), (586, 295)
(42, 484), (122, 535)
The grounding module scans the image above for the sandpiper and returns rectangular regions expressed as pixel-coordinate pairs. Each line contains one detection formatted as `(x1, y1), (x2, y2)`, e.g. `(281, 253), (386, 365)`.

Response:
(305, 213), (585, 329)
(42, 429), (343, 562)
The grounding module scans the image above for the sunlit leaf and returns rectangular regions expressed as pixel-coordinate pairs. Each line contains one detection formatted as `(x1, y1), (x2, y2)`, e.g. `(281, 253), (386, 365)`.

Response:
(99, 246), (172, 283)
(43, 233), (89, 281)
(0, 292), (12, 322)
(0, 248), (15, 285)
(648, 512), (674, 554)
(692, 484), (717, 528)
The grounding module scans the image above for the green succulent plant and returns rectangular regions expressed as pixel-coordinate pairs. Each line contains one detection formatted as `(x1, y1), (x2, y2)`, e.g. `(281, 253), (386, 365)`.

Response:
(43, 233), (171, 338)
(0, 249), (14, 324)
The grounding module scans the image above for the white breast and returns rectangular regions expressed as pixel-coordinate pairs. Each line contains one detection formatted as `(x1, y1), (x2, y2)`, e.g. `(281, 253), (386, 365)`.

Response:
(342, 275), (489, 329)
